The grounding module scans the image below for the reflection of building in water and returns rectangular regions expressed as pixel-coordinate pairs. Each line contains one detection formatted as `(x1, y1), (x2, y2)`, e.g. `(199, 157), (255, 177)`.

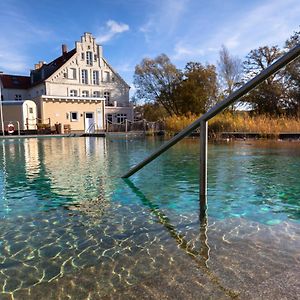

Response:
(0, 142), (8, 214)
(41, 137), (109, 203)
(24, 138), (40, 180)
(0, 138), (113, 212)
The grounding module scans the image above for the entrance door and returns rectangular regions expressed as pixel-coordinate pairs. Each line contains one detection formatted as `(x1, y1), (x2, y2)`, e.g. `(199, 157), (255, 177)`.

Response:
(84, 112), (94, 133)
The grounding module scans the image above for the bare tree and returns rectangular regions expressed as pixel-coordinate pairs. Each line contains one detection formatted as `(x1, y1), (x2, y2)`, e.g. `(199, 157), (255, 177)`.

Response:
(218, 45), (242, 97)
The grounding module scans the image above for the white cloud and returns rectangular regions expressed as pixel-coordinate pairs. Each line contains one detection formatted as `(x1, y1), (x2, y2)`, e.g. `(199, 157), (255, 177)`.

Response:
(172, 43), (217, 61)
(96, 20), (129, 44)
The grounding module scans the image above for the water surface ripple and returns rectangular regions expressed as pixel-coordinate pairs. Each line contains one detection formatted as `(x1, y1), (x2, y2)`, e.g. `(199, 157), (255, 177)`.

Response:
(0, 137), (299, 299)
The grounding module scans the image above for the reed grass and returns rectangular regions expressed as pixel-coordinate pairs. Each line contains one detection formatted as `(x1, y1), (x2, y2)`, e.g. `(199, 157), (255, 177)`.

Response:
(164, 112), (300, 137)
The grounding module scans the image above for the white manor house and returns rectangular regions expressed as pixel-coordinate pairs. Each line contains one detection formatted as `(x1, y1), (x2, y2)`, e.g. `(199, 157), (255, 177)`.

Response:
(0, 32), (133, 133)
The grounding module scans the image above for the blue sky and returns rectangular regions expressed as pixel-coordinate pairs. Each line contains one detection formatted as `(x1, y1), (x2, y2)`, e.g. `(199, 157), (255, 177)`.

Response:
(0, 0), (299, 96)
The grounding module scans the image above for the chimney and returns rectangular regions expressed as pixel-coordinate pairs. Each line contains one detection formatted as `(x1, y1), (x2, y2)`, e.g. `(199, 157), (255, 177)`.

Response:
(34, 61), (45, 70)
(62, 44), (68, 55)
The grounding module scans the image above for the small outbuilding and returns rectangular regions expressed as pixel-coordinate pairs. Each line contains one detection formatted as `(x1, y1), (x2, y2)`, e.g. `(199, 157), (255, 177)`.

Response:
(2, 100), (37, 131)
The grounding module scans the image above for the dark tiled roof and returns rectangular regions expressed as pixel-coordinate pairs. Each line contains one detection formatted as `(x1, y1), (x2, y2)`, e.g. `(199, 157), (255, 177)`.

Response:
(0, 48), (77, 89)
(31, 48), (76, 86)
(0, 74), (31, 89)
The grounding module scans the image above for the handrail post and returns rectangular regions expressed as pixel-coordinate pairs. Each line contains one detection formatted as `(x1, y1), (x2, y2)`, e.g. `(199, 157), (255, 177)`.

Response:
(200, 121), (208, 219)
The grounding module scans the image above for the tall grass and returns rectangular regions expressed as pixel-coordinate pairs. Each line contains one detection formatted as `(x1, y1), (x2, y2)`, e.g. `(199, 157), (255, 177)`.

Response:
(164, 112), (300, 137)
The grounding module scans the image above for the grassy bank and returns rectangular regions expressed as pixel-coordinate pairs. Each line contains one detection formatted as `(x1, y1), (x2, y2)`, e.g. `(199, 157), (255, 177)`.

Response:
(164, 112), (300, 138)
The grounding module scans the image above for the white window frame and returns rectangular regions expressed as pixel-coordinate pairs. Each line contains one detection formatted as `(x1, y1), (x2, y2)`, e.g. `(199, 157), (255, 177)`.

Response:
(82, 90), (89, 97)
(86, 51), (93, 66)
(70, 89), (78, 97)
(116, 114), (127, 124)
(81, 69), (88, 84)
(70, 112), (79, 122)
(93, 91), (100, 98)
(103, 71), (110, 82)
(104, 91), (110, 105)
(68, 68), (77, 79)
(93, 71), (99, 85)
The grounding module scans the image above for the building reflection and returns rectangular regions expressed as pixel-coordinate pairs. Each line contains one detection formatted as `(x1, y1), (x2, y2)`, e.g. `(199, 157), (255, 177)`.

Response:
(0, 137), (112, 214)
(24, 138), (40, 180)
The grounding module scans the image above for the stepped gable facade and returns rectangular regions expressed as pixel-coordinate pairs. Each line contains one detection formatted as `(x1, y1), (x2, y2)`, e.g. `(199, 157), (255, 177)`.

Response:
(0, 32), (133, 132)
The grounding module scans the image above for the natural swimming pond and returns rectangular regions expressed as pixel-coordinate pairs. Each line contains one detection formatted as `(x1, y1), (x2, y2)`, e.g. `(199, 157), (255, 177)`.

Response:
(0, 137), (299, 299)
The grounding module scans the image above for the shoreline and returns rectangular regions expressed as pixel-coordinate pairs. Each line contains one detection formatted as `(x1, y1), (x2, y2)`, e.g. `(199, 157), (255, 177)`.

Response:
(0, 131), (300, 141)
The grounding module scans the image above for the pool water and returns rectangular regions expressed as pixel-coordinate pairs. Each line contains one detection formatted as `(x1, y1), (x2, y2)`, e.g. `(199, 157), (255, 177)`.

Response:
(0, 137), (299, 299)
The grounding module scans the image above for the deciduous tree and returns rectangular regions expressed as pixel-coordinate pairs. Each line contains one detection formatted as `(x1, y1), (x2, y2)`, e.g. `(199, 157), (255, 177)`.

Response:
(284, 31), (300, 117)
(174, 62), (218, 115)
(133, 54), (182, 116)
(242, 46), (286, 115)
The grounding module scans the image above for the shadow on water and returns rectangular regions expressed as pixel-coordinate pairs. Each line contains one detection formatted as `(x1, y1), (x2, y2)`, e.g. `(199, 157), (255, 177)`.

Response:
(123, 178), (239, 299)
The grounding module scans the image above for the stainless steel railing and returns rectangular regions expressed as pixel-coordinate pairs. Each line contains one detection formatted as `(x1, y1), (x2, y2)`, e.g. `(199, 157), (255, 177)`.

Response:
(122, 43), (300, 217)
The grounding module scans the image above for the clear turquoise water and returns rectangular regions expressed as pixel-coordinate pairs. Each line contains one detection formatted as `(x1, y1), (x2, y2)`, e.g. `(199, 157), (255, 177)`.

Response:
(0, 137), (299, 298)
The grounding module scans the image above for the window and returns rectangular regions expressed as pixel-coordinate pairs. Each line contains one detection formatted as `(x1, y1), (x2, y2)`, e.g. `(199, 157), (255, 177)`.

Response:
(15, 94), (22, 101)
(82, 90), (89, 97)
(86, 51), (93, 66)
(103, 71), (110, 82)
(70, 90), (78, 97)
(94, 54), (97, 61)
(116, 114), (127, 124)
(93, 71), (99, 85)
(81, 53), (85, 60)
(68, 68), (77, 79)
(93, 91), (100, 97)
(29, 107), (33, 114)
(81, 69), (88, 84)
(70, 112), (78, 122)
(104, 91), (110, 105)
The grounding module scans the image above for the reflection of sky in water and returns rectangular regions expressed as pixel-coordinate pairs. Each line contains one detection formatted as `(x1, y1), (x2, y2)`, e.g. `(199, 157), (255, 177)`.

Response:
(0, 137), (299, 298)
(0, 137), (300, 223)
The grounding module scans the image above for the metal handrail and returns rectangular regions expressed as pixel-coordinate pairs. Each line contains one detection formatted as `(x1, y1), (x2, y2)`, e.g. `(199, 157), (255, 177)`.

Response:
(86, 122), (97, 133)
(122, 44), (300, 217)
(122, 43), (300, 179)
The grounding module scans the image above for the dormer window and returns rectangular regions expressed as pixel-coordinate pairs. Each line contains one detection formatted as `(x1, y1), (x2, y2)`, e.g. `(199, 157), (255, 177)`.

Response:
(86, 51), (93, 66)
